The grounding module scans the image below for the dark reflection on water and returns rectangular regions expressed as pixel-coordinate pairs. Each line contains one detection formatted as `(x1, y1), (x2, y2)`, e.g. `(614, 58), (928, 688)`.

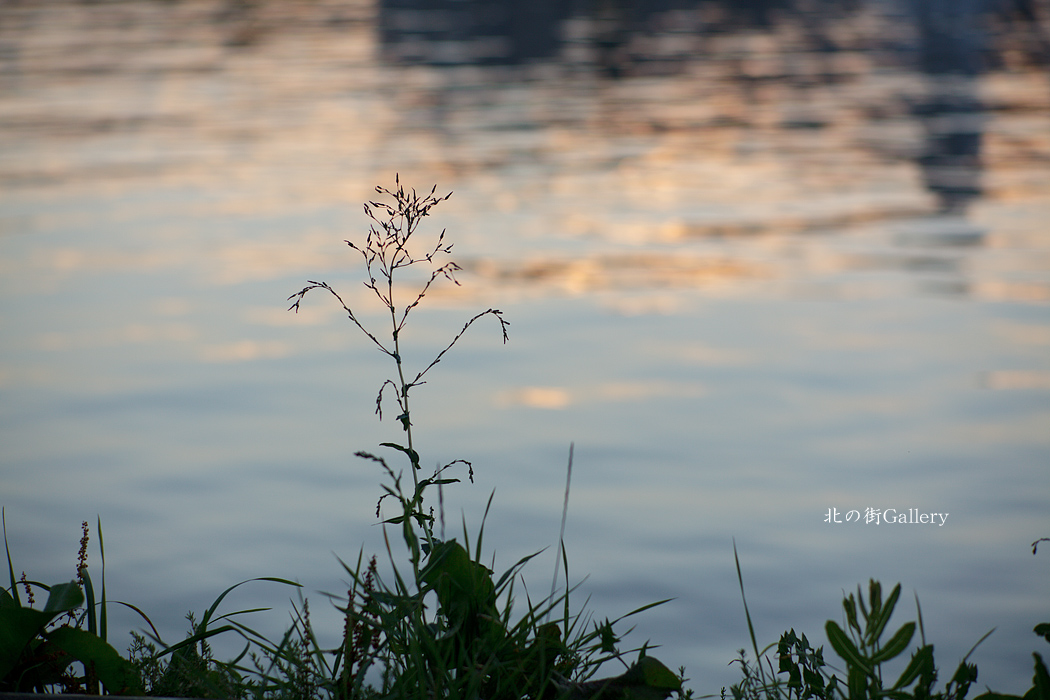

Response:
(381, 0), (877, 70)
(379, 0), (1047, 215)
(910, 0), (987, 212)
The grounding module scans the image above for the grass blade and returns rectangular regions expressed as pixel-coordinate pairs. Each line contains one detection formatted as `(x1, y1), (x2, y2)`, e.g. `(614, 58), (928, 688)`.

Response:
(3, 508), (19, 607)
(82, 565), (98, 637)
(97, 515), (107, 642)
(548, 443), (573, 624)
(733, 539), (762, 668)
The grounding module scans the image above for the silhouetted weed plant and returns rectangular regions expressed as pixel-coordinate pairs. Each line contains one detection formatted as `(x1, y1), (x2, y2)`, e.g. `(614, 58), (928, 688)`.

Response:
(290, 176), (509, 565)
(284, 177), (684, 700)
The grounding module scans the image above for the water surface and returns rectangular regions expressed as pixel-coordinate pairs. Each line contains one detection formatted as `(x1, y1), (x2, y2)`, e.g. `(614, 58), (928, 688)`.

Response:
(2, 0), (1049, 693)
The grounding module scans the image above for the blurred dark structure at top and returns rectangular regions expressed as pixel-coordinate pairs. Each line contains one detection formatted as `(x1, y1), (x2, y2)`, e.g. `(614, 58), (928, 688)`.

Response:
(378, 0), (1048, 71)
(379, 0), (864, 69)
(378, 0), (1050, 214)
(908, 0), (1048, 212)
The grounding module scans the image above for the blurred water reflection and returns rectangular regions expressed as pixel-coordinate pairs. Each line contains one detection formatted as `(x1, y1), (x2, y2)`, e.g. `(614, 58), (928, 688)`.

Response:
(1, 0), (1048, 694)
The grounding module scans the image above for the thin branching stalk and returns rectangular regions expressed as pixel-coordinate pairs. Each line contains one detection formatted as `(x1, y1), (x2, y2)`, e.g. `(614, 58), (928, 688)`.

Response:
(288, 176), (508, 551)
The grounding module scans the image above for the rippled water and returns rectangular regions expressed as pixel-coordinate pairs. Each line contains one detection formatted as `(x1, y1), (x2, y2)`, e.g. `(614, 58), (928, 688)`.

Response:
(2, 0), (1049, 693)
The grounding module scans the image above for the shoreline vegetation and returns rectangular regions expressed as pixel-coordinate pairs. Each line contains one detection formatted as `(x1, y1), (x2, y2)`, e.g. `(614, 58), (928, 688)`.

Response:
(3, 181), (1047, 700)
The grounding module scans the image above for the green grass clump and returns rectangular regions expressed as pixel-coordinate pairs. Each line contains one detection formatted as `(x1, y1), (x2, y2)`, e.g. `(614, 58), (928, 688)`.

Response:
(728, 542), (1050, 700)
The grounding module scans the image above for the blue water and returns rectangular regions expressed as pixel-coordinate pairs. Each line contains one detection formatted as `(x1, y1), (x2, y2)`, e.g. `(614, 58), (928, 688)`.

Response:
(2, 0), (1049, 693)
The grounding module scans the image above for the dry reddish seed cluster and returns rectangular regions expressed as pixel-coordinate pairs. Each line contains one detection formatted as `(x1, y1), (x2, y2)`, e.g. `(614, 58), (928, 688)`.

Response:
(76, 520), (89, 586)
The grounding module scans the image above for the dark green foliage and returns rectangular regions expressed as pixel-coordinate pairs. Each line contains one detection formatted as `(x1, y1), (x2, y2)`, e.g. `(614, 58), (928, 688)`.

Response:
(776, 630), (836, 700)
(1, 514), (145, 695)
(729, 562), (1050, 700)
(820, 580), (980, 700)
